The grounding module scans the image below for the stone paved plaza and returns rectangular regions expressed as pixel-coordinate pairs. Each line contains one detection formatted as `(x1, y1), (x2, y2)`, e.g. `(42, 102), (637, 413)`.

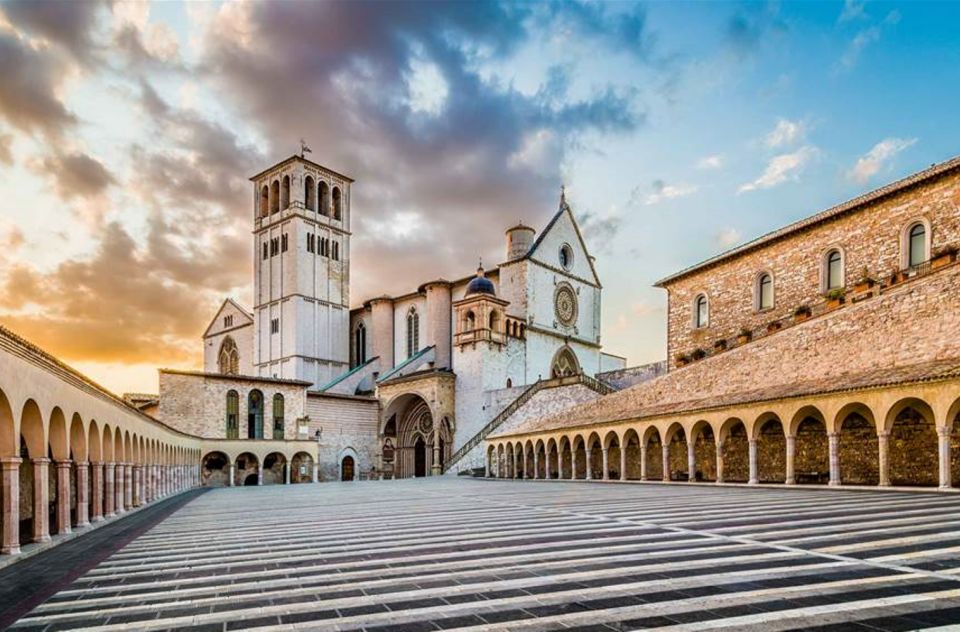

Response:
(9, 480), (960, 631)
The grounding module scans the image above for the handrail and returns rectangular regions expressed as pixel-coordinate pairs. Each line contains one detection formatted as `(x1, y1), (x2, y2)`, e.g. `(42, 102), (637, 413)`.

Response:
(443, 372), (620, 472)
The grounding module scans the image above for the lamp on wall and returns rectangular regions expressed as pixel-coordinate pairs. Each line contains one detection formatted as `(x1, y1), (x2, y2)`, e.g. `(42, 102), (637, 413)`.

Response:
(314, 427), (323, 443)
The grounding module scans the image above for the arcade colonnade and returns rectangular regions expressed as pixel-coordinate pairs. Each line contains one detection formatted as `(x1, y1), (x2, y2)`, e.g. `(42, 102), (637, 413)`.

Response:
(487, 377), (960, 490)
(0, 327), (204, 556)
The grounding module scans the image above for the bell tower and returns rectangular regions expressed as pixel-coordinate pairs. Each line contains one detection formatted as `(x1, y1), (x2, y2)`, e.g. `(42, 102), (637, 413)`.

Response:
(249, 155), (353, 388)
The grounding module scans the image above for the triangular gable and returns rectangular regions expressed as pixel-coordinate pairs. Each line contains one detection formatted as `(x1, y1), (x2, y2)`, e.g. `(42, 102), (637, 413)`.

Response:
(525, 194), (602, 287)
(202, 298), (254, 339)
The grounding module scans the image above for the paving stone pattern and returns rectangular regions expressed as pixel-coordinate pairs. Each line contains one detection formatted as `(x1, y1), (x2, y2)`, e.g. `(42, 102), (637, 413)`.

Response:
(11, 480), (960, 631)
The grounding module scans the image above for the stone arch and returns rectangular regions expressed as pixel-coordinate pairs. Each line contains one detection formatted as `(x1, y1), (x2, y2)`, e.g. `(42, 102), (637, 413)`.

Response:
(69, 414), (86, 462)
(586, 432), (602, 479)
(338, 446), (359, 481)
(754, 413), (786, 483)
(558, 435), (572, 479)
(332, 186), (343, 220)
(20, 399), (45, 457)
(643, 426), (663, 481)
(291, 451), (314, 483)
(235, 452), (259, 486)
(551, 346), (580, 378)
(885, 397), (937, 487)
(304, 175), (316, 211)
(48, 407), (68, 461)
(690, 420), (716, 482)
(602, 430), (620, 479)
(263, 452), (287, 485)
(319, 181), (330, 216)
(572, 434), (587, 479)
(791, 406), (828, 484)
(622, 428), (641, 480)
(270, 179), (280, 214)
(665, 422), (687, 481)
(546, 438), (558, 479)
(201, 451), (229, 487)
(382, 392), (446, 478)
(719, 418), (748, 483)
(0, 387), (14, 460)
(534, 439), (546, 479)
(281, 175), (290, 209)
(101, 424), (113, 462)
(218, 337), (240, 375)
(259, 184), (269, 217)
(836, 402), (879, 486)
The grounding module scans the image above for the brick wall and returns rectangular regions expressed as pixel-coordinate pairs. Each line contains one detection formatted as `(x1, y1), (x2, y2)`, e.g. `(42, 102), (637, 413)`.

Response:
(662, 166), (960, 369)
(304, 392), (379, 480)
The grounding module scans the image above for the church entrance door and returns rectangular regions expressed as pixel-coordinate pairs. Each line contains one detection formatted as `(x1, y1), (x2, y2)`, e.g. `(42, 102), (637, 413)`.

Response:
(341, 456), (355, 481)
(414, 438), (427, 477)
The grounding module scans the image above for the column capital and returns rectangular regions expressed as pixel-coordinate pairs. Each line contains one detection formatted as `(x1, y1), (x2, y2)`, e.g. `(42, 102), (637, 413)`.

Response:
(32, 457), (51, 465)
(827, 432), (840, 439)
(55, 459), (72, 468)
(76, 460), (90, 467)
(0, 456), (23, 467)
(877, 430), (891, 439)
(938, 426), (952, 437)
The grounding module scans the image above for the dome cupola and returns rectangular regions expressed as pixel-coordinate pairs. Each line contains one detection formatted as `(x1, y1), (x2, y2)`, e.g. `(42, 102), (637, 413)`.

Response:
(465, 264), (496, 297)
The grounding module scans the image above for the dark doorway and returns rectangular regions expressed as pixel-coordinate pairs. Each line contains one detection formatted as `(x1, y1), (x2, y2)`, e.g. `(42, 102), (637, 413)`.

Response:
(414, 438), (427, 478)
(243, 473), (258, 486)
(341, 456), (355, 481)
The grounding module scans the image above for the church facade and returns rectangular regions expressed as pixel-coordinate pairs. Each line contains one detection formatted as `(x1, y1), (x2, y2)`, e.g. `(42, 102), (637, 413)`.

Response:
(158, 155), (627, 481)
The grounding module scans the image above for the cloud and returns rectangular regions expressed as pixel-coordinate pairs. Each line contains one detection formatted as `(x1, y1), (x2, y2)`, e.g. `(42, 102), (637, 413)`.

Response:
(847, 137), (917, 184)
(577, 210), (621, 253)
(697, 154), (723, 170)
(640, 179), (698, 206)
(35, 150), (116, 200)
(0, 32), (78, 138)
(1, 0), (105, 65)
(715, 227), (742, 248)
(725, 6), (788, 59)
(738, 146), (818, 193)
(838, 0), (866, 22)
(837, 10), (900, 72)
(0, 133), (12, 165)
(764, 118), (805, 148)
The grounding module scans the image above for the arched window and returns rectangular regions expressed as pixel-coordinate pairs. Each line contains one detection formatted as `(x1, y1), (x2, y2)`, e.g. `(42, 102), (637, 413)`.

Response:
(551, 346), (580, 378)
(757, 273), (773, 311)
(465, 310), (476, 331)
(281, 175), (290, 210)
(319, 181), (330, 216)
(332, 187), (342, 220)
(406, 307), (420, 358)
(272, 394), (284, 440)
(908, 222), (928, 267)
(506, 378), (513, 388)
(304, 175), (316, 211)
(270, 180), (280, 214)
(825, 249), (843, 291)
(218, 336), (239, 375)
(693, 294), (708, 328)
(332, 242), (339, 261)
(354, 322), (367, 366)
(259, 186), (269, 218)
(225, 390), (239, 439)
(489, 309), (500, 331)
(248, 390), (263, 439)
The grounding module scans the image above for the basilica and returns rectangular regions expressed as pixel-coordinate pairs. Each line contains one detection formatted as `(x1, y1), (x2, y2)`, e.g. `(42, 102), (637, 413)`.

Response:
(152, 155), (635, 483)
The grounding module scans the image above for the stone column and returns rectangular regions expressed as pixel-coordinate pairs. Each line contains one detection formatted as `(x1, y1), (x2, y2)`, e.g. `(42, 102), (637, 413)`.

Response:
(938, 426), (951, 489)
(570, 450), (576, 479)
(104, 463), (115, 517)
(91, 462), (104, 521)
(1, 457), (22, 554)
(75, 461), (89, 527)
(716, 443), (725, 483)
(431, 432), (442, 476)
(640, 444), (647, 481)
(285, 464), (291, 485)
(55, 460), (72, 535)
(132, 466), (141, 507)
(124, 464), (133, 509)
(748, 440), (758, 485)
(228, 463), (235, 487)
(257, 463), (263, 486)
(32, 457), (51, 543)
(114, 464), (125, 514)
(585, 447), (593, 480)
(620, 446), (627, 481)
(687, 442), (696, 482)
(533, 450), (539, 480)
(828, 432), (841, 486)
(601, 447), (609, 480)
(312, 462), (319, 483)
(785, 435), (796, 485)
(520, 451), (526, 480)
(662, 444), (670, 481)
(878, 431), (891, 487)
(485, 458), (491, 478)
(545, 452), (551, 480)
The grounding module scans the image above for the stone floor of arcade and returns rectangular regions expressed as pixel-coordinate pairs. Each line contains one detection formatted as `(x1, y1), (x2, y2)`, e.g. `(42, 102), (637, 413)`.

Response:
(8, 479), (960, 631)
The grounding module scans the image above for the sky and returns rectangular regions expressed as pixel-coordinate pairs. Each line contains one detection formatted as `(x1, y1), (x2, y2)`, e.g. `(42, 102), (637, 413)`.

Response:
(0, 0), (958, 396)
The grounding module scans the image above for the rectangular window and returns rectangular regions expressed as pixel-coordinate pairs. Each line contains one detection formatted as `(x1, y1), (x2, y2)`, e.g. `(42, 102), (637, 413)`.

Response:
(273, 417), (283, 440)
(224, 315), (233, 328)
(262, 242), (268, 260)
(281, 233), (288, 252)
(271, 318), (279, 334)
(307, 233), (314, 253)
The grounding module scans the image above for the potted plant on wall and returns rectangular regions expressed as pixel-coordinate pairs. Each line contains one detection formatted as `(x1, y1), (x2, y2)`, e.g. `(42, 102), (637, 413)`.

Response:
(691, 348), (707, 361)
(766, 320), (782, 334)
(794, 304), (812, 323)
(736, 328), (752, 345)
(854, 266), (876, 293)
(713, 338), (728, 352)
(675, 353), (691, 367)
(932, 245), (958, 270)
(824, 287), (845, 310)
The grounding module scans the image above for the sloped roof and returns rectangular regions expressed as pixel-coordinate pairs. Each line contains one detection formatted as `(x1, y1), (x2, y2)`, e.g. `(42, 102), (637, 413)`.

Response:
(521, 191), (602, 287)
(202, 298), (254, 339)
(655, 153), (960, 287)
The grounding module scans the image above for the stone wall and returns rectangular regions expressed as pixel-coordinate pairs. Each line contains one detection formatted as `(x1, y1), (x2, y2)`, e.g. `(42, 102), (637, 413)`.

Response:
(304, 392), (379, 481)
(662, 165), (960, 369)
(157, 371), (307, 439)
(597, 361), (667, 390)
